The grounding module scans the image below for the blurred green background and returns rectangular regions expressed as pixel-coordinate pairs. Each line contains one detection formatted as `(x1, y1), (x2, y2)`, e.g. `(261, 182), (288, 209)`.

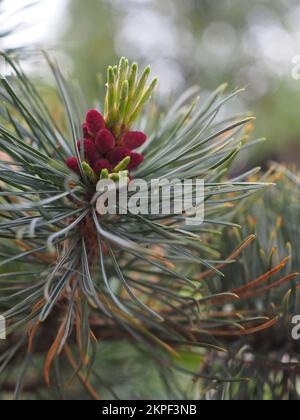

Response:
(2, 0), (300, 166)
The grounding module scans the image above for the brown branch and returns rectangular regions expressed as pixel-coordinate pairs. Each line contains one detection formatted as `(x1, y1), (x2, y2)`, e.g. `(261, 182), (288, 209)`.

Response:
(1, 380), (45, 393)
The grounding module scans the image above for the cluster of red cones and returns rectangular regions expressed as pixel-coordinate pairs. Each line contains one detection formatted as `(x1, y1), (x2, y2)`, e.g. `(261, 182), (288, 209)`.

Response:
(66, 110), (147, 179)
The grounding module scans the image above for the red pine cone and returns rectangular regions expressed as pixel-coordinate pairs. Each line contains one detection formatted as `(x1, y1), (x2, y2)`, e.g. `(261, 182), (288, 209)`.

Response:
(106, 147), (131, 166)
(85, 110), (106, 136)
(66, 157), (80, 175)
(77, 139), (98, 163)
(95, 129), (116, 154)
(93, 159), (113, 174)
(82, 123), (90, 139)
(123, 131), (147, 150)
(67, 109), (147, 178)
(127, 152), (144, 170)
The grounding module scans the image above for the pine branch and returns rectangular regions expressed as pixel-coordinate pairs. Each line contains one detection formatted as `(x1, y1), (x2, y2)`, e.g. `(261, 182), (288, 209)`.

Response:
(0, 54), (297, 400)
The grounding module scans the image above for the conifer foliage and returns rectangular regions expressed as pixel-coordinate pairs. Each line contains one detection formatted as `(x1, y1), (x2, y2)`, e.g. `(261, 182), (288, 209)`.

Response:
(0, 54), (299, 400)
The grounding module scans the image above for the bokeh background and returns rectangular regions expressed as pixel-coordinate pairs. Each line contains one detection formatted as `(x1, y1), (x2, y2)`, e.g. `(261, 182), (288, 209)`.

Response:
(1, 0), (300, 166)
